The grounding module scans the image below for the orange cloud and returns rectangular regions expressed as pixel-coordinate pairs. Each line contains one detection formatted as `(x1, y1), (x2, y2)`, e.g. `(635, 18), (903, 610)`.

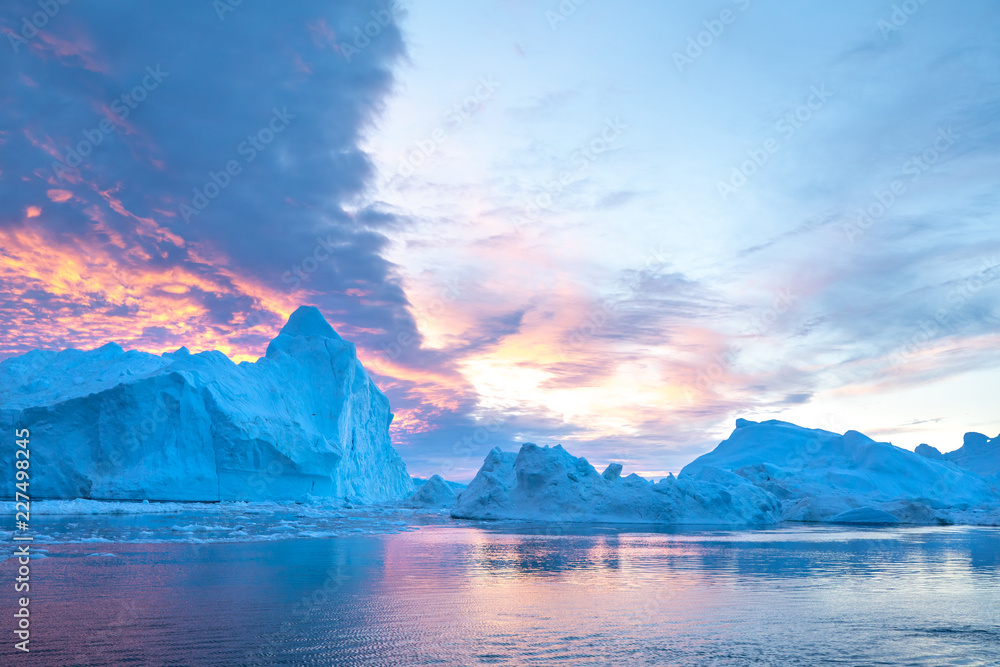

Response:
(0, 225), (259, 361)
(47, 189), (73, 203)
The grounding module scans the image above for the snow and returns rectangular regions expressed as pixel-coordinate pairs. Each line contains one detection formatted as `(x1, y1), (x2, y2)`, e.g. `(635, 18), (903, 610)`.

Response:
(452, 443), (781, 525)
(915, 443), (944, 460)
(0, 306), (412, 503)
(682, 419), (1000, 525)
(404, 474), (458, 508)
(916, 432), (1000, 476)
(455, 419), (1000, 526)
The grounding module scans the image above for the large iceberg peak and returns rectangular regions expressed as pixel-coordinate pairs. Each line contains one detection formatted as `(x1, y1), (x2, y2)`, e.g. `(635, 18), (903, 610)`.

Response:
(279, 305), (343, 340)
(0, 305), (411, 503)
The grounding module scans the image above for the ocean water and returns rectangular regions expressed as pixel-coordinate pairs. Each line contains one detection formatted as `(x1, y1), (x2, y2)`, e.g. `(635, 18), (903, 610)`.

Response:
(4, 515), (999, 666)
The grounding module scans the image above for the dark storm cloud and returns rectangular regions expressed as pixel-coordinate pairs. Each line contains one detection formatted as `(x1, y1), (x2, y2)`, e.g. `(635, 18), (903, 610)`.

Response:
(0, 0), (422, 356)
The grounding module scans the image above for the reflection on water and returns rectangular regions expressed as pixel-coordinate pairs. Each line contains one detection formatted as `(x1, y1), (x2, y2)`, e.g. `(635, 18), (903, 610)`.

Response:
(7, 523), (1000, 666)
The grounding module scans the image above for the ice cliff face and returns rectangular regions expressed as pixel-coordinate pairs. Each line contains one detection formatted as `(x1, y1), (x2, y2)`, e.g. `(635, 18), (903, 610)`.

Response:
(0, 306), (412, 503)
(682, 419), (1000, 524)
(452, 443), (781, 525)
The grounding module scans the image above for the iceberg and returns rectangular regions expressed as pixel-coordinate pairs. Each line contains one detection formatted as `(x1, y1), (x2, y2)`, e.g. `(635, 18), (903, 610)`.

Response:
(0, 306), (412, 503)
(404, 474), (458, 508)
(455, 419), (1000, 526)
(452, 443), (782, 525)
(915, 432), (1000, 477)
(682, 419), (1000, 524)
(411, 476), (467, 494)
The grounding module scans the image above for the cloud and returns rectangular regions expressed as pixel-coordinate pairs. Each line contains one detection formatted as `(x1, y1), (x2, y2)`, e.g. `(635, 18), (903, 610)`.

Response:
(0, 0), (499, 463)
(0, 1), (420, 358)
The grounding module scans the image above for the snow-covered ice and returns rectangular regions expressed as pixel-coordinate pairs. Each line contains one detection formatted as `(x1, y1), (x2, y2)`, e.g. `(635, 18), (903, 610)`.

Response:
(682, 419), (1000, 525)
(454, 419), (1000, 526)
(0, 306), (412, 503)
(915, 431), (1000, 476)
(404, 474), (458, 508)
(411, 476), (467, 493)
(452, 443), (782, 525)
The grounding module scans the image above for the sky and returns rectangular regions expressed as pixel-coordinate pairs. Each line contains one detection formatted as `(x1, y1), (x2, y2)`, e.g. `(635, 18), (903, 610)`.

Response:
(1, 0), (998, 481)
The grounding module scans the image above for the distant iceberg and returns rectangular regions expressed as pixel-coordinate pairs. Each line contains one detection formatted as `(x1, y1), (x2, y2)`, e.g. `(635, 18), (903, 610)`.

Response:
(915, 431), (1000, 477)
(0, 306), (412, 503)
(404, 474), (458, 508)
(452, 442), (782, 525)
(455, 419), (1000, 526)
(682, 419), (1000, 524)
